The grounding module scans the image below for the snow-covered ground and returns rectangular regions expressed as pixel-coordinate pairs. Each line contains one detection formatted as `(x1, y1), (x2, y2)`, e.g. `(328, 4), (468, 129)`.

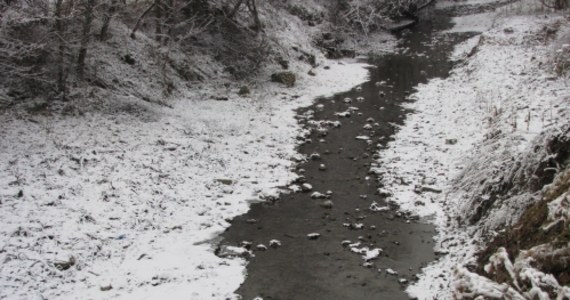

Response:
(0, 59), (370, 299)
(374, 1), (570, 299)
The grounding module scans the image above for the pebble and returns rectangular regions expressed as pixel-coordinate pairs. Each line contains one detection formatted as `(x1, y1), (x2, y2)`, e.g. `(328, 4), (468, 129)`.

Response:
(319, 164), (327, 171)
(320, 200), (334, 209)
(269, 239), (282, 248)
(307, 233), (321, 240)
(256, 244), (268, 251)
(386, 268), (398, 275)
(240, 241), (253, 249)
(377, 188), (392, 197)
(310, 153), (321, 160)
(335, 111), (351, 118)
(311, 191), (326, 199)
(100, 284), (113, 292)
(301, 183), (313, 192)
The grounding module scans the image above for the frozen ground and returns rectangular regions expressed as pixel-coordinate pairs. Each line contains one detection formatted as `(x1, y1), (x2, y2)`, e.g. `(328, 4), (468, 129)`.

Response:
(374, 1), (570, 299)
(0, 59), (369, 299)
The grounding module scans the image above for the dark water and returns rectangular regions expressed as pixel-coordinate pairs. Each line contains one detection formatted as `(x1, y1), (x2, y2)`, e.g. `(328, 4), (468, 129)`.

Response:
(218, 6), (476, 300)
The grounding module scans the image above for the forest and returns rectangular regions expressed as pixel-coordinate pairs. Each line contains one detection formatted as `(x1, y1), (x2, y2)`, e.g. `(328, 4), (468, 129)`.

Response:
(0, 0), (418, 105)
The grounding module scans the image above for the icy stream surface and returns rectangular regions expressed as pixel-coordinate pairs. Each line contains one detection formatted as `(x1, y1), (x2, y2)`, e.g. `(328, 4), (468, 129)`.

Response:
(219, 7), (478, 300)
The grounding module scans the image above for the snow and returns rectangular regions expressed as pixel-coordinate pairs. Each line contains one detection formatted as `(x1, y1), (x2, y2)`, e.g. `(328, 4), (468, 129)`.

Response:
(372, 2), (570, 299)
(0, 58), (370, 299)
(445, 12), (497, 33)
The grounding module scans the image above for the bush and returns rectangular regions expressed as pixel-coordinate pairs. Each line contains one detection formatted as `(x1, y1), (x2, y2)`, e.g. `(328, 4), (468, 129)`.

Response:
(553, 44), (570, 76)
(270, 71), (296, 87)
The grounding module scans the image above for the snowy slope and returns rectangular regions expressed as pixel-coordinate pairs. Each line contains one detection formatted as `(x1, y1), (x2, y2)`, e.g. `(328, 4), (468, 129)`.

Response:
(373, 2), (570, 299)
(0, 58), (370, 300)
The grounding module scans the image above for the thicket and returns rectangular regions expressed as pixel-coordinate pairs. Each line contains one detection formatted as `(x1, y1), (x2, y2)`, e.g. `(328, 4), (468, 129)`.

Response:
(0, 0), (424, 103)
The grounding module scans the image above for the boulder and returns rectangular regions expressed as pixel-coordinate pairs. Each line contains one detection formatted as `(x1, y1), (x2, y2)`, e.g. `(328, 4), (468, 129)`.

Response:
(271, 72), (296, 87)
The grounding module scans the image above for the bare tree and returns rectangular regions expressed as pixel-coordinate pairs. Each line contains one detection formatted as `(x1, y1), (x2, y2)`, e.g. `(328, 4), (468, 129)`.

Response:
(54, 0), (67, 95)
(228, 0), (262, 32)
(99, 0), (119, 40)
(131, 0), (157, 39)
(77, 0), (96, 79)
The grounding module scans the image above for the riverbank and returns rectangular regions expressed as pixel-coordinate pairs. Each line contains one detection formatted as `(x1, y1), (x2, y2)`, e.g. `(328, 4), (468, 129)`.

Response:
(374, 0), (570, 298)
(0, 56), (372, 299)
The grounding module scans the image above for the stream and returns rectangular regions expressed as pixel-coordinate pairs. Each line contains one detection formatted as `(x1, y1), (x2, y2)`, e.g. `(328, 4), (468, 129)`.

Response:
(219, 5), (479, 300)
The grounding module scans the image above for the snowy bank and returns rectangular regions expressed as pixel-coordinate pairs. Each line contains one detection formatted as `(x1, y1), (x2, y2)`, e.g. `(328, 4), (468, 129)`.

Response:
(0, 58), (369, 299)
(373, 2), (570, 299)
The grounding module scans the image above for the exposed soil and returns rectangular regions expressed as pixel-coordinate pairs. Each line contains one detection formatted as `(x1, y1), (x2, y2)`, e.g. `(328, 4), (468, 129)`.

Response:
(219, 6), (479, 300)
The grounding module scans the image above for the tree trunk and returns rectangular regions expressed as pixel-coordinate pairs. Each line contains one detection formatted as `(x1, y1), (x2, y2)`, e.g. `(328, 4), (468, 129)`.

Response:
(55, 0), (67, 96)
(77, 0), (96, 79)
(163, 0), (175, 46)
(99, 0), (118, 40)
(228, 0), (244, 18)
(246, 0), (261, 31)
(155, 0), (163, 43)
(130, 0), (157, 39)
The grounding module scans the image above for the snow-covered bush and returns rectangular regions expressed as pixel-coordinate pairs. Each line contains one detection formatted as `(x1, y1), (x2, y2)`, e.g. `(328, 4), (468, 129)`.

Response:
(330, 0), (422, 34)
(553, 43), (570, 76)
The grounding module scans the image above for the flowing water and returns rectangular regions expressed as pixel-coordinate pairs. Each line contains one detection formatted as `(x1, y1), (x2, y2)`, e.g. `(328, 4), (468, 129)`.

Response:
(219, 6), (479, 300)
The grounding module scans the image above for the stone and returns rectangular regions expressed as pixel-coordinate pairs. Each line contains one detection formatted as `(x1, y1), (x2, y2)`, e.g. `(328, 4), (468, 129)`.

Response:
(311, 191), (326, 199)
(307, 233), (321, 240)
(386, 268), (398, 276)
(445, 138), (458, 145)
(301, 183), (313, 192)
(238, 86), (250, 96)
(100, 284), (113, 292)
(320, 200), (334, 209)
(269, 239), (282, 248)
(271, 72), (296, 87)
(377, 188), (392, 197)
(310, 152), (321, 160)
(216, 179), (233, 185)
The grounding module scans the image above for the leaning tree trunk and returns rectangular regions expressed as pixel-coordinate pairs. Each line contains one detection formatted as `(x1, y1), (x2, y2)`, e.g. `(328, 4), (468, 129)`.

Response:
(131, 0), (157, 39)
(228, 0), (244, 18)
(99, 0), (118, 40)
(77, 0), (96, 79)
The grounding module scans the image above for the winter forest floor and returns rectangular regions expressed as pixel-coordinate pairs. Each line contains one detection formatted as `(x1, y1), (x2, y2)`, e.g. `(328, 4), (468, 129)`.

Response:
(1, 0), (570, 300)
